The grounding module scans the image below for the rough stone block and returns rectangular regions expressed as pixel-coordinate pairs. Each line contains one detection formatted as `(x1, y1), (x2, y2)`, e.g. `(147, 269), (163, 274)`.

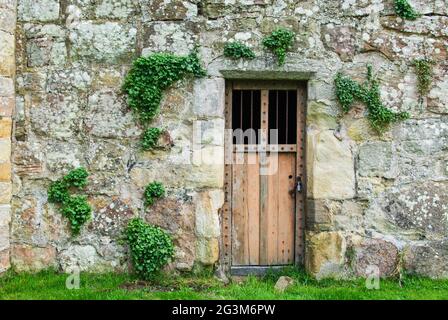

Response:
(85, 90), (141, 138)
(30, 94), (81, 139)
(305, 231), (346, 279)
(69, 22), (137, 63)
(334, 200), (364, 231)
(428, 64), (448, 114)
(0, 8), (16, 33)
(18, 0), (60, 22)
(340, 0), (385, 17)
(358, 141), (396, 179)
(59, 245), (100, 273)
(45, 141), (84, 172)
(95, 0), (137, 19)
(404, 240), (448, 278)
(381, 16), (448, 39)
(307, 100), (339, 130)
(394, 118), (448, 141)
(142, 21), (200, 56)
(88, 198), (135, 238)
(11, 244), (57, 272)
(46, 67), (92, 93)
(306, 199), (339, 231)
(26, 38), (66, 67)
(353, 238), (398, 277)
(141, 0), (197, 21)
(364, 31), (446, 62)
(382, 181), (448, 238)
(307, 130), (355, 200)
(321, 24), (358, 62)
(193, 78), (225, 118)
(12, 142), (43, 176)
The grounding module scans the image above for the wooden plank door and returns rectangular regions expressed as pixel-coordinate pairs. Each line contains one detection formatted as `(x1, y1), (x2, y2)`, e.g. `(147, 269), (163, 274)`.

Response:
(228, 81), (306, 268)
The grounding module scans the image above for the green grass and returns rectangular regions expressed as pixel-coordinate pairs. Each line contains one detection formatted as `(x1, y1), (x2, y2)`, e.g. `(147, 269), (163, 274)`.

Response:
(1, 268), (448, 300)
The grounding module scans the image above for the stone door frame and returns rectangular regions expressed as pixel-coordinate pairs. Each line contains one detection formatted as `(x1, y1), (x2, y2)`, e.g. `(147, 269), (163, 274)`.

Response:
(218, 70), (315, 275)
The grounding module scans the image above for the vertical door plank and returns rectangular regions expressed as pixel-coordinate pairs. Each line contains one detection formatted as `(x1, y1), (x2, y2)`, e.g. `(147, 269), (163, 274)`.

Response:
(277, 153), (296, 264)
(265, 153), (279, 265)
(246, 153), (260, 265)
(231, 153), (248, 265)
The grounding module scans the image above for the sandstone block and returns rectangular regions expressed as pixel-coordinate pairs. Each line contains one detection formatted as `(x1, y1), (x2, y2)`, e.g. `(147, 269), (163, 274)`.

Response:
(0, 162), (11, 182)
(195, 190), (223, 238)
(0, 182), (12, 204)
(0, 30), (15, 76)
(305, 231), (346, 279)
(196, 237), (219, 266)
(307, 130), (355, 200)
(0, 117), (12, 138)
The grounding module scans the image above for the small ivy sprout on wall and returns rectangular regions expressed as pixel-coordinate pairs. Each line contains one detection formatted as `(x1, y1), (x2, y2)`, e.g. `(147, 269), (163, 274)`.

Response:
(224, 41), (256, 60)
(262, 28), (295, 66)
(141, 127), (163, 151)
(335, 65), (410, 133)
(394, 0), (420, 20)
(48, 167), (92, 236)
(413, 58), (434, 102)
(144, 181), (166, 207)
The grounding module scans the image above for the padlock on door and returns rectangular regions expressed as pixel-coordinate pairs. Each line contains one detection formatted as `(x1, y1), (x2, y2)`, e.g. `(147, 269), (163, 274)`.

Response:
(296, 176), (303, 193)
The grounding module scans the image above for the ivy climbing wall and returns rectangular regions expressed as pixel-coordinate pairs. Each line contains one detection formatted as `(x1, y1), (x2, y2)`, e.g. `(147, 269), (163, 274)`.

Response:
(2, 0), (448, 278)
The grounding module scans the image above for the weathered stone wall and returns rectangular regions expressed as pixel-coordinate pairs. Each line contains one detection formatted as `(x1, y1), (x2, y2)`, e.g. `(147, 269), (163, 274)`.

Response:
(3, 0), (448, 278)
(0, 0), (16, 273)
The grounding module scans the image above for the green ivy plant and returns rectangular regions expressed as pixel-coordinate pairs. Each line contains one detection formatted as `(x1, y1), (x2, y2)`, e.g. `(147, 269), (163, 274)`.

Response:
(123, 50), (206, 148)
(224, 41), (256, 60)
(262, 28), (295, 66)
(123, 50), (205, 124)
(335, 65), (410, 133)
(48, 167), (91, 236)
(413, 58), (434, 100)
(141, 127), (163, 151)
(144, 181), (166, 206)
(125, 218), (174, 280)
(394, 0), (419, 20)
